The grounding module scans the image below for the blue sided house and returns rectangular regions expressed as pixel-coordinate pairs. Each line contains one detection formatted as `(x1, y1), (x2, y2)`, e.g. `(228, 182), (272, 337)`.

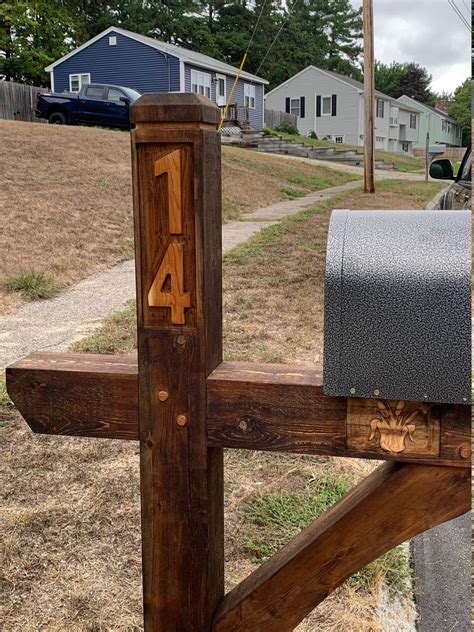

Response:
(45, 26), (268, 130)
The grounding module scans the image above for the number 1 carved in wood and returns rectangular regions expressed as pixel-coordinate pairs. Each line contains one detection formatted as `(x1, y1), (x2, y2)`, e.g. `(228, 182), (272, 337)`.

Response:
(148, 149), (190, 325)
(154, 149), (182, 234)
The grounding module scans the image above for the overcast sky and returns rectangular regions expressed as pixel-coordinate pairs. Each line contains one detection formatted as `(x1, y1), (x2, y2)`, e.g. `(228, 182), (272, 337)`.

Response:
(349, 0), (471, 93)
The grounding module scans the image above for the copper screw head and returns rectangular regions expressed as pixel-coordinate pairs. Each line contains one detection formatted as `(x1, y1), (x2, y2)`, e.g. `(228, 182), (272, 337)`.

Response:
(459, 443), (471, 459)
(176, 414), (188, 427)
(158, 390), (169, 402)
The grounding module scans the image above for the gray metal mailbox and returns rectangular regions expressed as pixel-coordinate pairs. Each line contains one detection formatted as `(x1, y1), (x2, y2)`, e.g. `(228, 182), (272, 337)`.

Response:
(324, 209), (471, 405)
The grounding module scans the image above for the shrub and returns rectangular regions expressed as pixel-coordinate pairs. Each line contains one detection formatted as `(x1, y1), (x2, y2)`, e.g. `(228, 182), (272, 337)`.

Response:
(309, 130), (318, 140)
(4, 270), (60, 300)
(262, 127), (279, 136)
(274, 122), (299, 136)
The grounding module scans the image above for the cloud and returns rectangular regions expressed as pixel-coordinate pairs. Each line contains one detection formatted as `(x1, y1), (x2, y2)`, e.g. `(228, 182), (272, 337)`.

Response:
(349, 0), (471, 93)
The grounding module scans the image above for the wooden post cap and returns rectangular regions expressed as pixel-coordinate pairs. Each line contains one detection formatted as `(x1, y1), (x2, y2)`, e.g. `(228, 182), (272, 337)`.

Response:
(131, 93), (220, 126)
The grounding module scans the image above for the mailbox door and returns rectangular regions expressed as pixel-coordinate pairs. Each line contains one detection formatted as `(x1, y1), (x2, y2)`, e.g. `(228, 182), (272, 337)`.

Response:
(324, 209), (471, 405)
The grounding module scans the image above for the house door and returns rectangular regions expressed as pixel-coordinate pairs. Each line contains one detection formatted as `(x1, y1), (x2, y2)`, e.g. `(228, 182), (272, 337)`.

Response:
(216, 74), (226, 107)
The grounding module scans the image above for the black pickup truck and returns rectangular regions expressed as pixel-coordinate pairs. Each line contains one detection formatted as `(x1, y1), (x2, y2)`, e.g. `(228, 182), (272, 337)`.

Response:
(35, 83), (141, 128)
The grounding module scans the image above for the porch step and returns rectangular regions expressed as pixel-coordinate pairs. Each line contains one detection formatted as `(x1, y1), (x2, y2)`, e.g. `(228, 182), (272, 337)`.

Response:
(252, 133), (394, 170)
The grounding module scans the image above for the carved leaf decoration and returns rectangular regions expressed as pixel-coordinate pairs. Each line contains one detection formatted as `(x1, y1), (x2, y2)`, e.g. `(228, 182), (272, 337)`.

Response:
(395, 400), (405, 415)
(403, 411), (420, 427)
(376, 400), (390, 418)
(407, 424), (416, 442)
(369, 418), (379, 440)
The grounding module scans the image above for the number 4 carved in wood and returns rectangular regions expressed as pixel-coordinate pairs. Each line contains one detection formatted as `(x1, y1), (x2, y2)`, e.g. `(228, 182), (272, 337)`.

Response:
(148, 149), (190, 325)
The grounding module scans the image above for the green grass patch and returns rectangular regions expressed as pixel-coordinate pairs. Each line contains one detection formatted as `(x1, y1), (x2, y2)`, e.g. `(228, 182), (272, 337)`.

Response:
(224, 205), (324, 262)
(286, 173), (345, 189)
(222, 201), (249, 222)
(280, 188), (305, 200)
(242, 475), (412, 597)
(70, 300), (137, 355)
(4, 269), (60, 300)
(376, 178), (447, 204)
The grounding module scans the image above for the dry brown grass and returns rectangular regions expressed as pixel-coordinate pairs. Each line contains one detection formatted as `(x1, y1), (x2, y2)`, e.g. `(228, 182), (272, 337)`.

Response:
(1, 412), (393, 632)
(0, 179), (442, 631)
(0, 120), (355, 314)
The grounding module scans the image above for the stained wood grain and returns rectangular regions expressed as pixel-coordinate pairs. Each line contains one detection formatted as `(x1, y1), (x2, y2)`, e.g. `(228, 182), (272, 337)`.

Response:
(213, 463), (470, 631)
(131, 94), (224, 631)
(6, 353), (138, 440)
(7, 355), (470, 467)
(206, 362), (470, 468)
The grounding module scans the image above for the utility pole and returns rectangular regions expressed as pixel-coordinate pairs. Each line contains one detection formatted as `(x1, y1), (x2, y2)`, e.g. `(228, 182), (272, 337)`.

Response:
(363, 0), (375, 193)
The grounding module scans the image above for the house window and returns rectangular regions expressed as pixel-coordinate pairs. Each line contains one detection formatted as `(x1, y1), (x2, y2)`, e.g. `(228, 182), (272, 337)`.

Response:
(191, 69), (211, 98)
(401, 142), (409, 153)
(69, 73), (90, 93)
(334, 135), (345, 144)
(376, 99), (385, 118)
(290, 98), (300, 117)
(410, 114), (417, 129)
(109, 36), (117, 46)
(322, 96), (332, 115)
(244, 83), (256, 109)
(389, 108), (398, 126)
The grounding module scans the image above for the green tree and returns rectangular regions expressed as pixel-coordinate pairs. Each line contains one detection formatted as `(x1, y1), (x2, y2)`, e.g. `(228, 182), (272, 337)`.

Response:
(374, 61), (434, 103)
(449, 78), (471, 146)
(323, 0), (362, 78)
(256, 0), (362, 89)
(0, 1), (75, 85)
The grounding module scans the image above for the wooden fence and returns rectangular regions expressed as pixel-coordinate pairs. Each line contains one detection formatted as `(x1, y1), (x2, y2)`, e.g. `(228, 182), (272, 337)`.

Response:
(0, 81), (49, 122)
(264, 108), (297, 130)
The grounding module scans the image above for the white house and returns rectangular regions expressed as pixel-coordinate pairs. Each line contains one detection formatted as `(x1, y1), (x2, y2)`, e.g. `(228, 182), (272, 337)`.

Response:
(265, 66), (420, 154)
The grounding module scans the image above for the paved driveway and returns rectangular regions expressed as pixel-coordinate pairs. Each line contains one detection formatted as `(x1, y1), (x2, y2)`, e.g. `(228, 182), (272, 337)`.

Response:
(412, 513), (471, 631)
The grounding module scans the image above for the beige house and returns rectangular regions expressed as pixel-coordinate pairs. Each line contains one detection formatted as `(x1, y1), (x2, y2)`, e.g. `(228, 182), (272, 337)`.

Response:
(265, 65), (420, 154)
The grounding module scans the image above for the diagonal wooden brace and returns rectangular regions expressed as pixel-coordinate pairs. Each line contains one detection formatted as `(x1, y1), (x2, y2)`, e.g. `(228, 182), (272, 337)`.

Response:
(213, 461), (470, 631)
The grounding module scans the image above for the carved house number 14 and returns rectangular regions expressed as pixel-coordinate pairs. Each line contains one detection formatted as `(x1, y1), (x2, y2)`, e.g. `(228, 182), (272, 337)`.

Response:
(148, 149), (191, 325)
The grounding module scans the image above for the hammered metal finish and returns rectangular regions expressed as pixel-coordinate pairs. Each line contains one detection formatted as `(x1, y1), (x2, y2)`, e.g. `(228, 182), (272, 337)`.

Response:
(324, 209), (471, 404)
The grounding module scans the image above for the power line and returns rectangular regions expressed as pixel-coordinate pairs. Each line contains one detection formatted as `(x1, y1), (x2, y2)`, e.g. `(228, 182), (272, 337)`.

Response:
(254, 6), (293, 77)
(448, 0), (471, 31)
(246, 0), (268, 54)
(448, 0), (470, 28)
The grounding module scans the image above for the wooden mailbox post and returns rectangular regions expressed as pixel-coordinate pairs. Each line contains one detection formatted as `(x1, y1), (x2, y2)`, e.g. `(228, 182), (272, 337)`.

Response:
(6, 94), (470, 631)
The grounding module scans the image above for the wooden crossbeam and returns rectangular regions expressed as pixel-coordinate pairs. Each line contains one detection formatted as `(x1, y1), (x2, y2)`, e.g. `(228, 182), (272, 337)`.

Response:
(213, 462), (470, 631)
(6, 353), (138, 440)
(6, 353), (471, 468)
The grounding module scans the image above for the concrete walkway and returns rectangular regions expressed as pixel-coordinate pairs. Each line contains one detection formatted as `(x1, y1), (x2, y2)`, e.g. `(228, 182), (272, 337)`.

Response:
(0, 180), (361, 369)
(261, 152), (430, 181)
